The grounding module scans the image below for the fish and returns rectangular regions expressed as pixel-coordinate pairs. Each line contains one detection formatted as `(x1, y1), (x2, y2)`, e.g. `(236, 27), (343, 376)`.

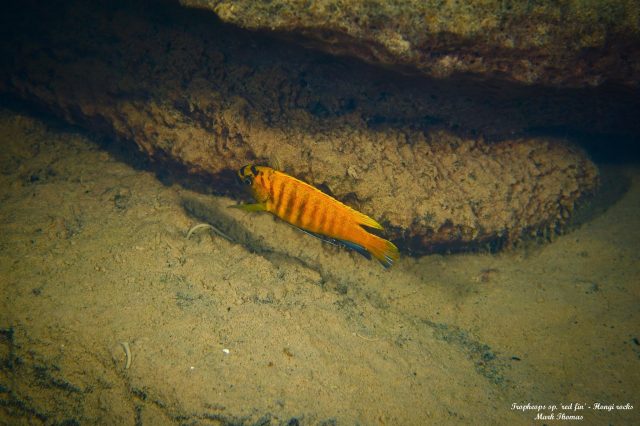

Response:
(233, 165), (400, 268)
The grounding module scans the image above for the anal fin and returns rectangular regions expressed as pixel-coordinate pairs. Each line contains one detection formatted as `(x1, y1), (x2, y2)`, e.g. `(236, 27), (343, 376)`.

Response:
(338, 239), (372, 260)
(299, 228), (371, 260)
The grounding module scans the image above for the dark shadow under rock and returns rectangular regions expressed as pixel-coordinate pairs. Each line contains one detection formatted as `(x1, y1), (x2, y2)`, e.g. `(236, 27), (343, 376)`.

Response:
(0, 0), (609, 253)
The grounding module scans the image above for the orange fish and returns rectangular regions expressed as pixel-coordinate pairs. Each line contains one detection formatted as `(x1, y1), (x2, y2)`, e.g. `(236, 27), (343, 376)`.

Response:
(234, 165), (399, 268)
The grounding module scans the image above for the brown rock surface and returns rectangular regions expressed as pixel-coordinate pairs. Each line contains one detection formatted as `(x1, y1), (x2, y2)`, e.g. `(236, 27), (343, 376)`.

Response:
(0, 0), (601, 252)
(182, 0), (640, 87)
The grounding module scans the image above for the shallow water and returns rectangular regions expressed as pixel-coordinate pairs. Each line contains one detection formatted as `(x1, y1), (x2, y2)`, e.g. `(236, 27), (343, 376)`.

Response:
(0, 108), (638, 424)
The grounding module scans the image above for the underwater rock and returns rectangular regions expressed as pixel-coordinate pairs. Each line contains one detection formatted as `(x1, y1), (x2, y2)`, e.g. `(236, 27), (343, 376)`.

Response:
(181, 0), (640, 88)
(0, 0), (599, 252)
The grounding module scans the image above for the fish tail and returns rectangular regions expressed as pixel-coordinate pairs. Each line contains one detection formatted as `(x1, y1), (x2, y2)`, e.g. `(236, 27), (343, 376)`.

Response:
(363, 234), (400, 268)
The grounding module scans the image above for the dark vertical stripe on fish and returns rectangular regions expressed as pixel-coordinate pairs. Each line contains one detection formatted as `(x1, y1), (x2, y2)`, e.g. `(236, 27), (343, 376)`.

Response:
(273, 177), (286, 212)
(277, 179), (291, 218)
(287, 185), (303, 225)
(312, 201), (327, 234)
(267, 175), (276, 203)
(283, 184), (297, 220)
(301, 196), (316, 229)
(292, 189), (309, 228)
(323, 208), (337, 237)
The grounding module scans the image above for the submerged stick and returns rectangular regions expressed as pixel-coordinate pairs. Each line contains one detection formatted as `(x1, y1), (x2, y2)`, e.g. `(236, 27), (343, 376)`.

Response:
(186, 223), (233, 242)
(120, 341), (131, 369)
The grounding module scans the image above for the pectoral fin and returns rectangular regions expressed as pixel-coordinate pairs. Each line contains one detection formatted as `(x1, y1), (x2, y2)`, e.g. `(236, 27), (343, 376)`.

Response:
(229, 203), (266, 212)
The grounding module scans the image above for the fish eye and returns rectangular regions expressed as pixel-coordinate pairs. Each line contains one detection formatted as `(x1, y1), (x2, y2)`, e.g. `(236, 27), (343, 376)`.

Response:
(243, 177), (252, 185)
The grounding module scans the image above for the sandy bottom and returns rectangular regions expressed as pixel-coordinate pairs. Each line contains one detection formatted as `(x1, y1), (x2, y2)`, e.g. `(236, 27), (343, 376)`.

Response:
(0, 108), (638, 425)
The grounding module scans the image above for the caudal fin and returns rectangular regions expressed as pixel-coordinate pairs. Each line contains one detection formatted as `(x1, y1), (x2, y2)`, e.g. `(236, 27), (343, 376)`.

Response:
(365, 234), (400, 268)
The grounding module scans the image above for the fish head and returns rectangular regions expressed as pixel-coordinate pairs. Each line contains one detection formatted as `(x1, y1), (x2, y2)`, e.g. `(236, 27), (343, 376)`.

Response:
(238, 164), (271, 203)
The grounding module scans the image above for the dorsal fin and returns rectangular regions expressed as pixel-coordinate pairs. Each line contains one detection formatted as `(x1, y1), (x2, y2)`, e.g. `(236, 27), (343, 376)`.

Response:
(351, 209), (383, 230)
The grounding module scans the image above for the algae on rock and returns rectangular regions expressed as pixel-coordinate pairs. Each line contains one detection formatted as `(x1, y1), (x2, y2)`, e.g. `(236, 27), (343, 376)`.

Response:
(183, 0), (640, 87)
(0, 0), (603, 252)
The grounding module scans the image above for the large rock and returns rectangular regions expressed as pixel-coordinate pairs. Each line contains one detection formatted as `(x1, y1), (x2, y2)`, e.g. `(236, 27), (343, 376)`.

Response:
(182, 0), (640, 87)
(0, 0), (600, 252)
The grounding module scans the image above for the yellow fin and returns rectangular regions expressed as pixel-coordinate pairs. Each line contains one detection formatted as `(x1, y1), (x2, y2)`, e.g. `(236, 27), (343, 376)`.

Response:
(353, 210), (384, 230)
(367, 237), (400, 268)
